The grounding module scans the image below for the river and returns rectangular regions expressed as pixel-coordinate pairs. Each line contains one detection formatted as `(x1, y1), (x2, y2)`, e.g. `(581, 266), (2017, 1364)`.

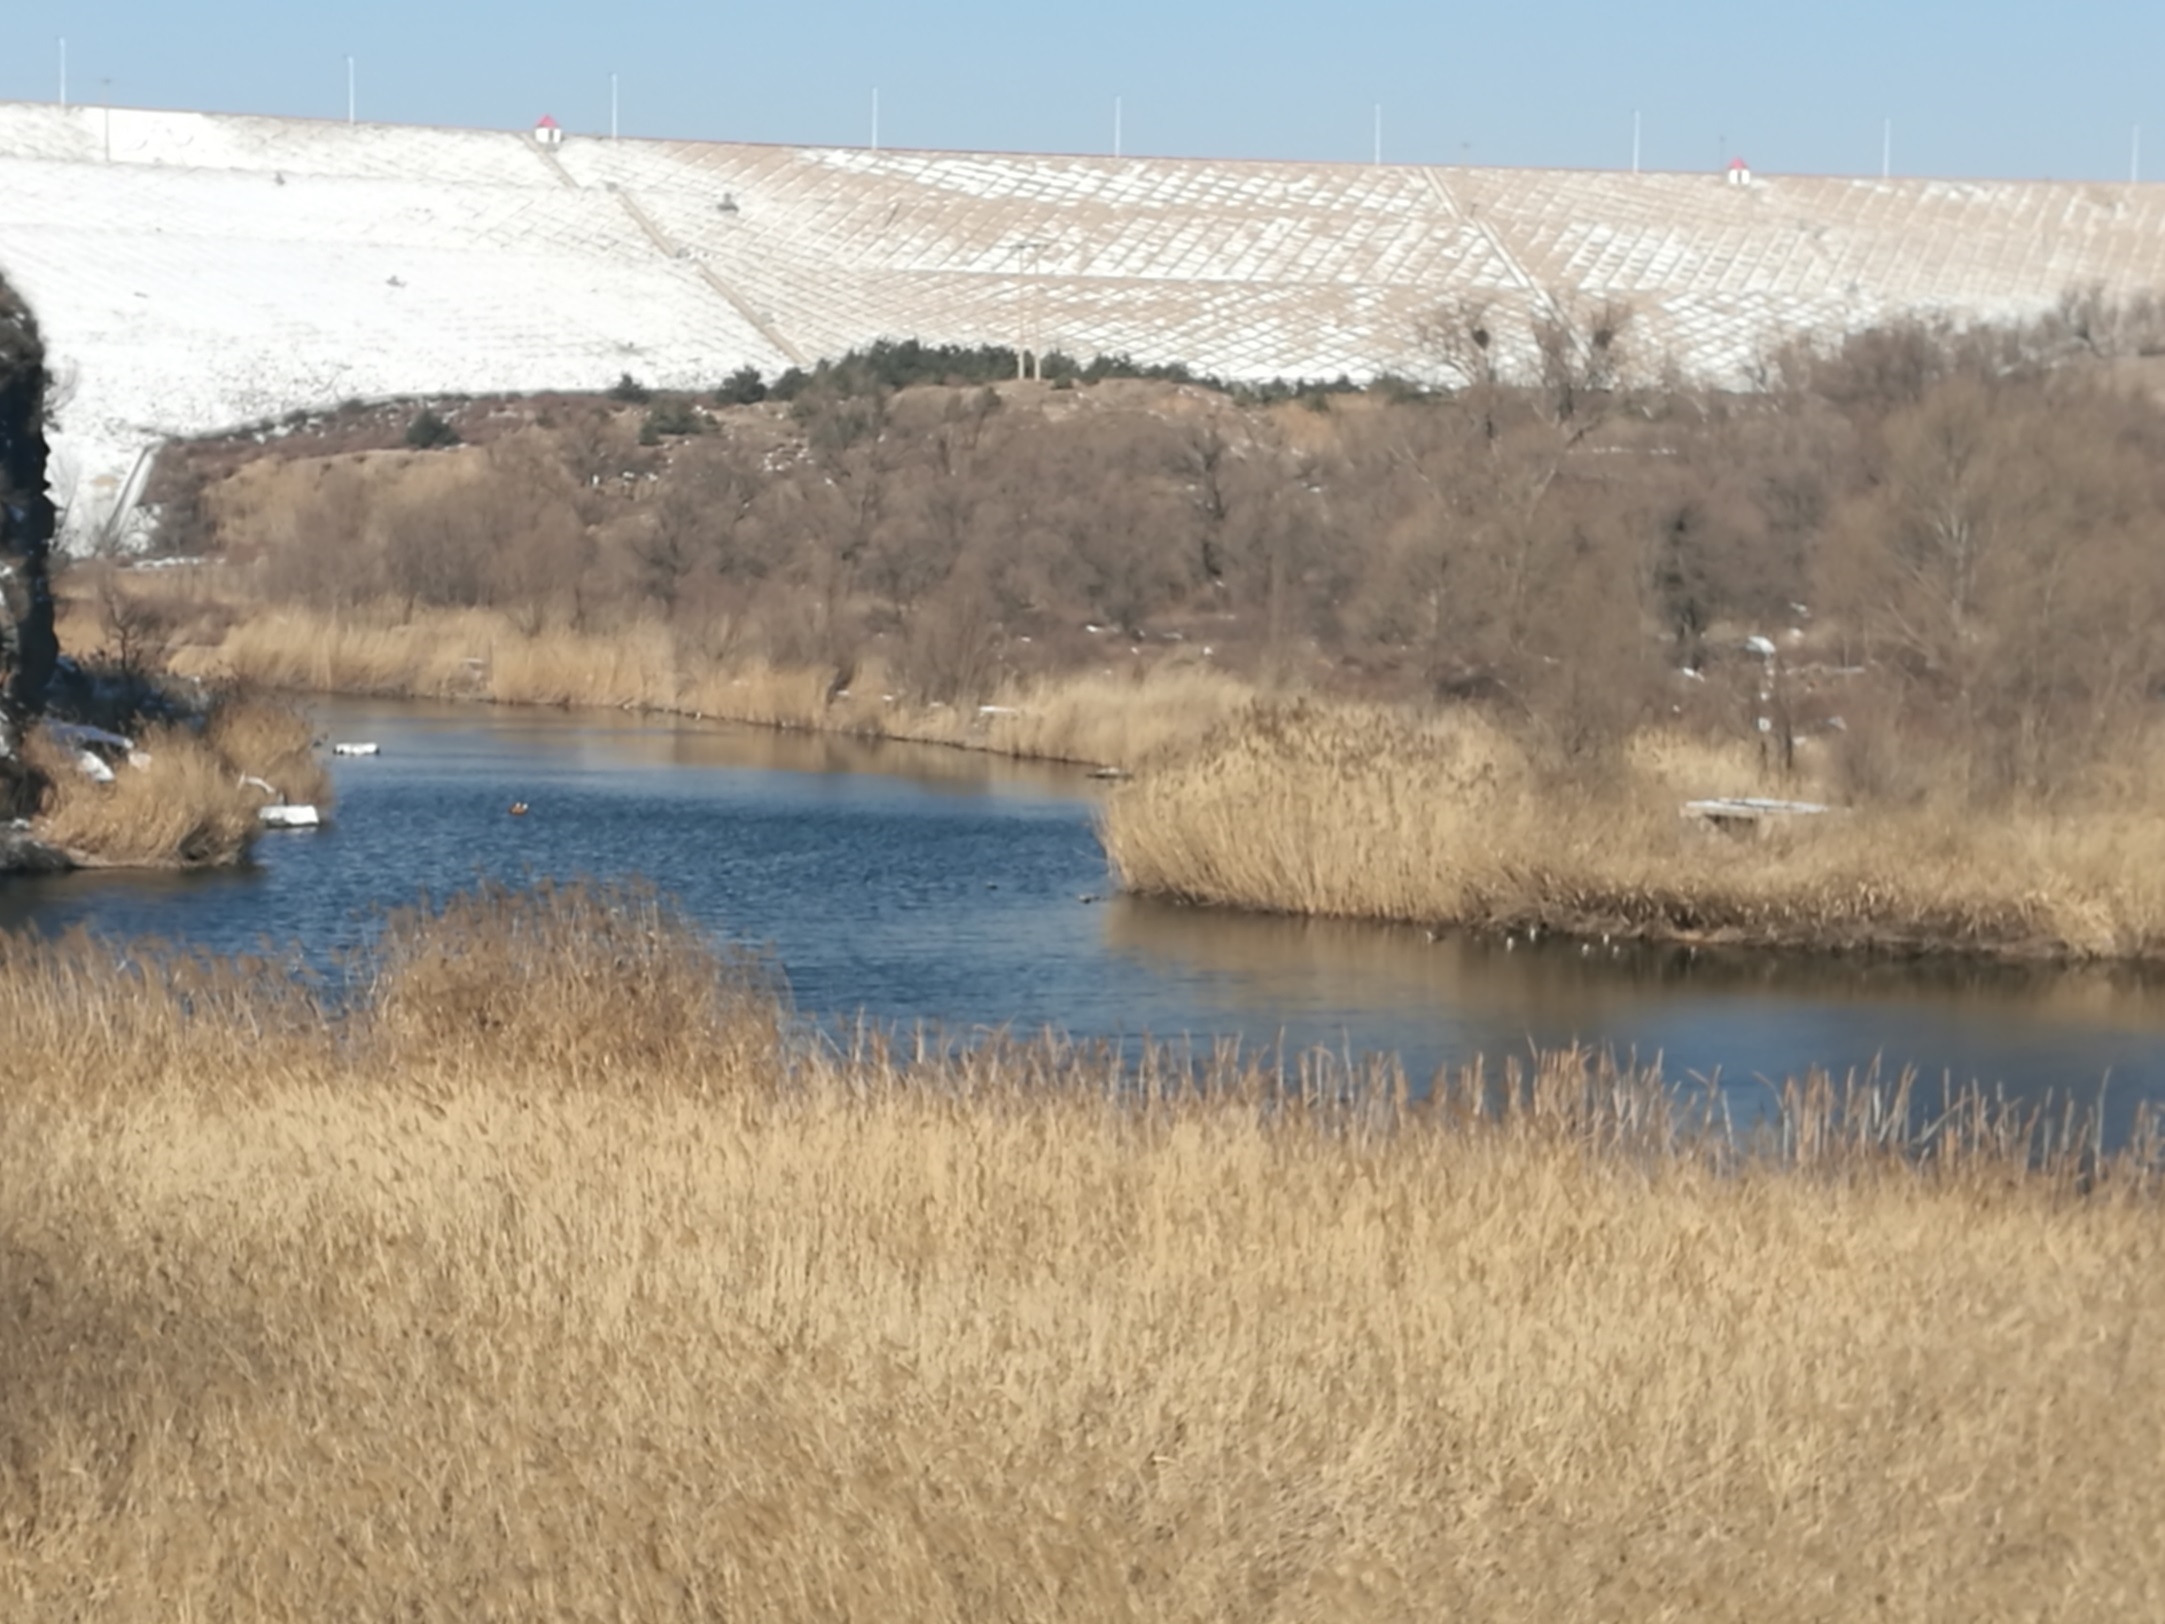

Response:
(5, 698), (2163, 1142)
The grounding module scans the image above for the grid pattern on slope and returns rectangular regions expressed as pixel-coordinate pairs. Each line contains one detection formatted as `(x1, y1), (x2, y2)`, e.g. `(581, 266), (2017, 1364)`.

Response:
(1463, 169), (2165, 309)
(625, 172), (1511, 292)
(562, 142), (1507, 291)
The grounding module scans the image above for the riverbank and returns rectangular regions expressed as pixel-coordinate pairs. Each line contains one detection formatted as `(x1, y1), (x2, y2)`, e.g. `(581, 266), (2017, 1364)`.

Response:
(4, 691), (332, 873)
(66, 587), (2165, 963)
(2, 883), (2157, 1621)
(1101, 701), (2165, 963)
(132, 597), (1251, 772)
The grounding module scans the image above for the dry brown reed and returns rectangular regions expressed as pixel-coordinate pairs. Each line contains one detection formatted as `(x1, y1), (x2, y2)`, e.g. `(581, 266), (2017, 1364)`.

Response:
(23, 722), (262, 867)
(362, 879), (783, 1090)
(205, 688), (334, 807)
(171, 600), (1251, 769)
(1102, 700), (2165, 960)
(0, 883), (2160, 1621)
(20, 691), (330, 868)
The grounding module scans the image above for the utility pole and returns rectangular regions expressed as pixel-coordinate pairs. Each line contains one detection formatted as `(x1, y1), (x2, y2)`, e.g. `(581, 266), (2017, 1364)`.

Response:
(871, 88), (880, 151)
(1632, 109), (1641, 174)
(58, 38), (66, 111)
(100, 78), (112, 163)
(1114, 95), (1122, 158)
(2133, 124), (2143, 184)
(1373, 103), (1382, 165)
(347, 55), (355, 125)
(611, 73), (619, 139)
(1881, 117), (1891, 180)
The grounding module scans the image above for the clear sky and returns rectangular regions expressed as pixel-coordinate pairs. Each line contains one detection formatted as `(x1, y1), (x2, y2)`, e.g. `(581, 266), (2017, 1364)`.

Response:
(8, 0), (2159, 183)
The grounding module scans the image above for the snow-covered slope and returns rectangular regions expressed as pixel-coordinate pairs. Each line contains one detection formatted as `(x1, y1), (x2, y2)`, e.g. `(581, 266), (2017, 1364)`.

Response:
(2, 101), (2162, 544)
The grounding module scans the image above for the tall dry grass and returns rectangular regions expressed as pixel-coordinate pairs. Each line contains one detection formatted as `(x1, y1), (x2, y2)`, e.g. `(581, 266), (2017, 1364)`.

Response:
(171, 600), (1251, 769)
(0, 882), (2160, 1621)
(23, 722), (262, 867)
(1101, 700), (2165, 960)
(19, 691), (330, 868)
(204, 688), (334, 807)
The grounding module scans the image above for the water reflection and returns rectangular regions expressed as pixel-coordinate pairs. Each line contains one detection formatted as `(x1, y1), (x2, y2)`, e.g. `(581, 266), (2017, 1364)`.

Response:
(356, 698), (1092, 800)
(1101, 897), (2159, 1144)
(1103, 899), (2165, 1042)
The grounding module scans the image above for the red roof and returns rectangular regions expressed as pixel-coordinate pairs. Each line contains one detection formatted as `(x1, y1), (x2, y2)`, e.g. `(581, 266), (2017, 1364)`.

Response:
(537, 115), (560, 129)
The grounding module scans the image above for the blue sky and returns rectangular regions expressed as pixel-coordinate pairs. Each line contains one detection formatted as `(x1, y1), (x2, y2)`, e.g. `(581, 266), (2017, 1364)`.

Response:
(8, 0), (2159, 181)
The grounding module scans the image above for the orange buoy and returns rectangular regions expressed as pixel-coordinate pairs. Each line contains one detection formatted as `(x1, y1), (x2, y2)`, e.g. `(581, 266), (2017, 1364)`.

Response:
(508, 802), (529, 816)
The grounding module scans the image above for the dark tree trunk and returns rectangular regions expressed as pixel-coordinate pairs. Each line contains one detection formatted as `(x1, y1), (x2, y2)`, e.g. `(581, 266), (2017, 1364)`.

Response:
(0, 280), (59, 733)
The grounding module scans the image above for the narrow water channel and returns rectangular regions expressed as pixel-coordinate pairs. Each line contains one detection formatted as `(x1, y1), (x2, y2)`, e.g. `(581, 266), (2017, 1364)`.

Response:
(6, 699), (2163, 1142)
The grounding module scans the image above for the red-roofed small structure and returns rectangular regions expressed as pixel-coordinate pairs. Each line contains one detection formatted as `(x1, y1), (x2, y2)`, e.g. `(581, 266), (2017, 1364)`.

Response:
(535, 114), (563, 149)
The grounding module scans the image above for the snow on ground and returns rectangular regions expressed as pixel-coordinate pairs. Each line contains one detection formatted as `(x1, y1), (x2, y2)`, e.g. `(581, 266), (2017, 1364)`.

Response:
(2, 101), (2162, 545)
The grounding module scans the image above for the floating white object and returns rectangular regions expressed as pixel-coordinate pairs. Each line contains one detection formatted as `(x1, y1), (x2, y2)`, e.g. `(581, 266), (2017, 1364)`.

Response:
(333, 741), (380, 756)
(259, 804), (321, 829)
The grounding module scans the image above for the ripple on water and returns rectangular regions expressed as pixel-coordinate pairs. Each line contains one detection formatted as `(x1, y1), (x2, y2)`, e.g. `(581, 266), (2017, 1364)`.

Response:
(4, 698), (2163, 1145)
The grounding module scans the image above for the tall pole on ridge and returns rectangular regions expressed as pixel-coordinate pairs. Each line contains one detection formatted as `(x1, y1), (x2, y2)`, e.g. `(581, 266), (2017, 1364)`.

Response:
(871, 88), (880, 151)
(1373, 103), (1382, 165)
(1881, 117), (1891, 180)
(1632, 109), (1641, 174)
(2133, 125), (2143, 184)
(347, 56), (355, 125)
(1114, 95), (1122, 158)
(58, 38), (66, 111)
(611, 73), (619, 139)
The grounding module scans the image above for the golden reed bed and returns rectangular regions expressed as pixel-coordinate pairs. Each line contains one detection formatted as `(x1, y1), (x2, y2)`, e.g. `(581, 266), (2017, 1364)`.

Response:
(120, 583), (2165, 961)
(21, 693), (331, 868)
(1101, 701), (2165, 961)
(149, 598), (1248, 772)
(1, 883), (2158, 1621)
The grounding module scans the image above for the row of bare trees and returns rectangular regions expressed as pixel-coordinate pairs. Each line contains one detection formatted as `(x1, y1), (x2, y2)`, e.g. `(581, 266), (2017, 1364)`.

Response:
(194, 301), (2165, 803)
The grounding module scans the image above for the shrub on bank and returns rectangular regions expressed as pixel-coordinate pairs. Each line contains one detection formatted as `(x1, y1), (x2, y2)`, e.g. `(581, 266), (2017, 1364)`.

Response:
(402, 408), (460, 450)
(23, 689), (329, 868)
(24, 722), (261, 866)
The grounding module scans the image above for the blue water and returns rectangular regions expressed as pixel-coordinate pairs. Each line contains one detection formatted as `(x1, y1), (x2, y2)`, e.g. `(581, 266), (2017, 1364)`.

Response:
(5, 698), (2163, 1142)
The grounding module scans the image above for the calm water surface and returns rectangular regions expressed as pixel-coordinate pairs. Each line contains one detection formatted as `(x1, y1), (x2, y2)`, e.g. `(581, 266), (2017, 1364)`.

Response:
(5, 699), (2163, 1141)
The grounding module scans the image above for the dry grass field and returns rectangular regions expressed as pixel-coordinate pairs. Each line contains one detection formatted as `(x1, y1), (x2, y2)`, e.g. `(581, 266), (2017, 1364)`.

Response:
(1, 883), (2159, 1621)
(1101, 701), (2165, 961)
